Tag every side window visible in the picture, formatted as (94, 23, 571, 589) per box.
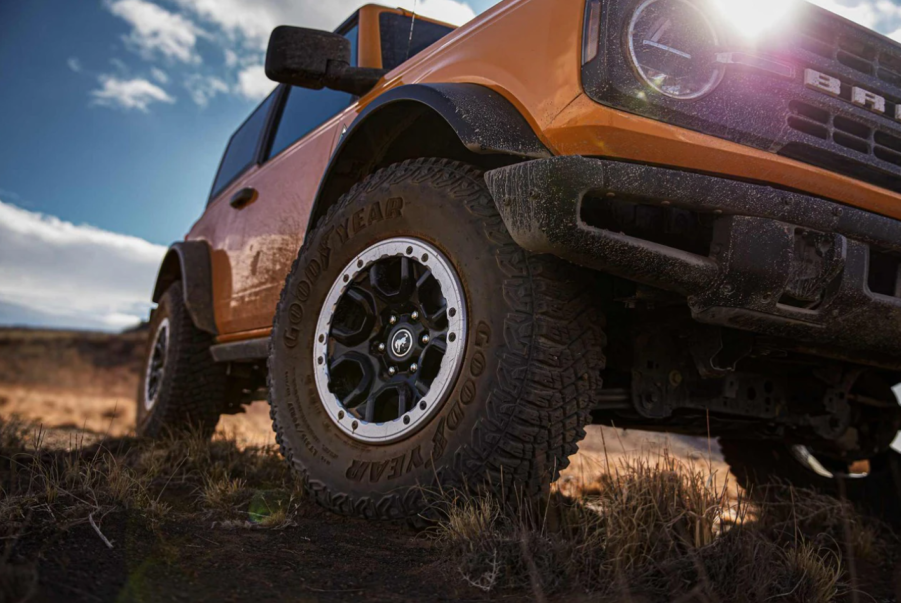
(210, 91, 277, 199)
(379, 13, 454, 71)
(266, 25, 359, 160)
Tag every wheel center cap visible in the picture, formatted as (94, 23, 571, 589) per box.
(391, 328, 414, 358)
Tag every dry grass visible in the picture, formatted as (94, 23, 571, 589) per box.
(431, 452, 887, 602)
(0, 415, 302, 543)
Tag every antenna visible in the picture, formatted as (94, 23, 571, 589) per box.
(404, 0, 418, 62)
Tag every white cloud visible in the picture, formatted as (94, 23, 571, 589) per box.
(150, 66, 169, 84)
(185, 74, 230, 106)
(810, 0, 901, 41)
(93, 0, 475, 108)
(397, 0, 476, 26)
(224, 48, 239, 68)
(0, 200, 166, 331)
(172, 0, 474, 50)
(235, 64, 275, 100)
(91, 75, 176, 112)
(109, 57, 130, 75)
(210, 1, 473, 100)
(67, 57, 82, 73)
(106, 0, 206, 63)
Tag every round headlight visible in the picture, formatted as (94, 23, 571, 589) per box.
(626, 0, 725, 100)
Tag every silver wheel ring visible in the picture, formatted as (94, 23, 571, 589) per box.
(144, 317, 170, 412)
(313, 237, 468, 444)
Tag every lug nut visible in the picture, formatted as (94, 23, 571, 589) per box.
(411, 311, 420, 321)
(378, 343, 386, 352)
(421, 334, 430, 344)
(389, 315, 397, 325)
(388, 366, 397, 376)
(410, 363, 418, 373)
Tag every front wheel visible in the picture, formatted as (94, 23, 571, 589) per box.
(267, 159, 608, 520)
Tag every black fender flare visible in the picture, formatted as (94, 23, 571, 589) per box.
(152, 241, 218, 335)
(307, 82, 551, 235)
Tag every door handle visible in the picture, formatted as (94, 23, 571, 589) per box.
(230, 187, 258, 209)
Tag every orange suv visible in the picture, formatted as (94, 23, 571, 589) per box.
(140, 1, 901, 519)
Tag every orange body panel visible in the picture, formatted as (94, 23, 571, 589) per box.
(187, 0, 901, 340)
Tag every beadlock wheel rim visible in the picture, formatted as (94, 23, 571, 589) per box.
(313, 237, 467, 444)
(144, 317, 169, 411)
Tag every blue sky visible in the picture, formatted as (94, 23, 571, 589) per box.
(0, 0, 898, 331)
(0, 0, 496, 247)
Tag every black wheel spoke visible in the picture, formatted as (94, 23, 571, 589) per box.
(145, 323, 169, 404)
(398, 385, 410, 415)
(331, 286, 376, 345)
(415, 268, 433, 291)
(414, 379, 430, 397)
(364, 390, 378, 422)
(399, 256, 414, 295)
(369, 257, 416, 303)
(328, 351, 374, 409)
(425, 338, 448, 356)
(425, 302, 448, 326)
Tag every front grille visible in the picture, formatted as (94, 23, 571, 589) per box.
(784, 101, 901, 192)
(582, 0, 901, 196)
(799, 11, 901, 91)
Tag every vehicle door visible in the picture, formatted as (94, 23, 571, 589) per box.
(207, 21, 362, 336)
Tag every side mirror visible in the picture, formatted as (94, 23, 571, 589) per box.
(265, 26, 387, 96)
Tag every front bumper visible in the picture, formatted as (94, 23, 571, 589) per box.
(485, 157, 901, 368)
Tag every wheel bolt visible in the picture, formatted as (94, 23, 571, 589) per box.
(378, 343, 386, 352)
(388, 366, 397, 376)
(421, 334, 430, 344)
(411, 311, 420, 321)
(389, 315, 397, 325)
(410, 363, 418, 373)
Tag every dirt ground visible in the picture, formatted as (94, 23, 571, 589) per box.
(1, 328, 895, 603)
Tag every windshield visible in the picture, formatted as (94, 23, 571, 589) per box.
(379, 12, 455, 71)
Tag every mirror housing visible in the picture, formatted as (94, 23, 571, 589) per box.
(265, 26, 388, 96)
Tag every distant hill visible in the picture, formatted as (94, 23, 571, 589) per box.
(0, 327, 146, 397)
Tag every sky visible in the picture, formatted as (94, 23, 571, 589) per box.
(0, 0, 899, 331)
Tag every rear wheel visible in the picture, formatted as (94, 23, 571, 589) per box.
(720, 438, 901, 520)
(137, 281, 226, 438)
(721, 372, 901, 520)
(267, 158, 608, 519)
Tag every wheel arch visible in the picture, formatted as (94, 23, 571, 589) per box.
(307, 83, 551, 235)
(152, 241, 218, 335)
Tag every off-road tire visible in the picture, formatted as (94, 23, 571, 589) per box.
(137, 281, 226, 438)
(268, 158, 607, 520)
(720, 438, 901, 520)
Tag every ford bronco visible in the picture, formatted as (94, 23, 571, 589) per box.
(140, 0, 901, 519)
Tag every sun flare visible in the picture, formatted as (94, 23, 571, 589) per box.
(711, 0, 797, 38)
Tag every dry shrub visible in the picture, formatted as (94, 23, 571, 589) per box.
(752, 484, 887, 563)
(0, 416, 303, 540)
(432, 452, 865, 602)
(0, 414, 30, 450)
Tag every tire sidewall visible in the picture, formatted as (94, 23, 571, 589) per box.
(269, 162, 530, 513)
(137, 287, 176, 436)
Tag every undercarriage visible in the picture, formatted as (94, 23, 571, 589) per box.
(592, 286, 901, 465)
